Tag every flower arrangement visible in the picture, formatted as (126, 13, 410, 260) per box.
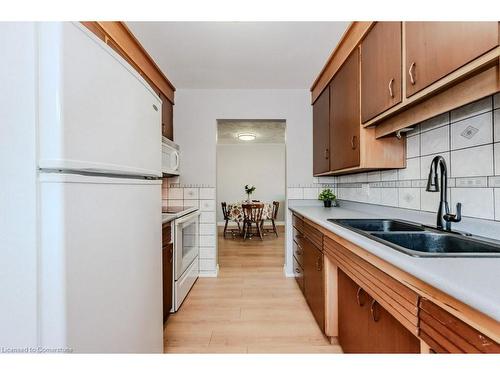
(244, 184, 256, 201)
(318, 188, 336, 207)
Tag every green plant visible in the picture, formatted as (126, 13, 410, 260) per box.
(318, 188, 336, 202)
(244, 185, 256, 195)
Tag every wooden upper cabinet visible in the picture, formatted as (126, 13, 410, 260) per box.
(161, 92, 174, 140)
(312, 87, 330, 175)
(330, 49, 360, 171)
(361, 22, 402, 123)
(405, 22, 499, 97)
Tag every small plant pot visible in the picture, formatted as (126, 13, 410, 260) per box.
(323, 200, 332, 208)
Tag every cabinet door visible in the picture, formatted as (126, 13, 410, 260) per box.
(369, 299, 420, 353)
(330, 49, 360, 171)
(361, 22, 402, 122)
(405, 22, 499, 97)
(338, 269, 371, 353)
(303, 238, 325, 331)
(161, 93, 174, 140)
(313, 86, 330, 175)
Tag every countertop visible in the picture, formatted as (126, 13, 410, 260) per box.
(288, 203, 500, 322)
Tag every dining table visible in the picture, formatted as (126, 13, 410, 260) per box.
(226, 201, 274, 223)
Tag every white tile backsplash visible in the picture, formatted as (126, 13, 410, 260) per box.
(420, 113, 449, 132)
(406, 134, 420, 158)
(398, 188, 420, 210)
(199, 187, 216, 200)
(451, 112, 492, 150)
(495, 143, 500, 176)
(451, 144, 493, 178)
(200, 199, 216, 212)
(495, 189, 500, 220)
(335, 94, 500, 223)
(450, 97, 492, 123)
(420, 125, 449, 156)
(287, 187, 304, 200)
(494, 109, 500, 143)
(183, 187, 199, 200)
(200, 235, 216, 247)
(168, 187, 183, 200)
(451, 188, 495, 220)
(303, 187, 319, 199)
(200, 247, 216, 259)
(200, 223, 216, 235)
(398, 158, 420, 180)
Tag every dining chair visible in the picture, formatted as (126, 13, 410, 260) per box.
(242, 203, 265, 240)
(262, 201, 279, 237)
(221, 202, 241, 238)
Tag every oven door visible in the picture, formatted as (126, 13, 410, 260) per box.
(174, 210, 200, 280)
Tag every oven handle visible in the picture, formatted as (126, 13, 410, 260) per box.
(175, 210, 200, 227)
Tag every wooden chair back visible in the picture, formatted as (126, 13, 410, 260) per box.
(221, 202, 229, 220)
(272, 201, 279, 220)
(242, 203, 264, 223)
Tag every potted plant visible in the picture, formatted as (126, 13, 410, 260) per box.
(318, 188, 336, 208)
(244, 184, 256, 202)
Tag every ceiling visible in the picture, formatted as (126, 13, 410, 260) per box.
(126, 22, 349, 89)
(217, 120, 285, 144)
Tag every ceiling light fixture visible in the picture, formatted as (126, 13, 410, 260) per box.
(237, 133, 256, 141)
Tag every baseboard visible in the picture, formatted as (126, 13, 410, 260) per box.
(283, 264, 294, 278)
(199, 264, 219, 278)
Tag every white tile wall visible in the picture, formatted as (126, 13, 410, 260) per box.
(451, 188, 495, 220)
(406, 134, 420, 158)
(450, 97, 491, 122)
(199, 187, 216, 200)
(451, 112, 492, 150)
(421, 125, 449, 156)
(451, 144, 493, 177)
(334, 94, 500, 223)
(495, 189, 500, 220)
(303, 187, 319, 199)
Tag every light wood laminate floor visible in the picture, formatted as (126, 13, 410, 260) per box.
(163, 226, 341, 353)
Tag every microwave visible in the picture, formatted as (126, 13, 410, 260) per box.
(162, 137, 180, 176)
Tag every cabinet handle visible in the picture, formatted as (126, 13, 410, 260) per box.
(409, 62, 416, 85)
(295, 249, 302, 256)
(295, 268, 301, 274)
(370, 299, 380, 322)
(356, 287, 366, 307)
(324, 148, 329, 160)
(315, 257, 322, 272)
(351, 135, 357, 150)
(388, 78, 394, 98)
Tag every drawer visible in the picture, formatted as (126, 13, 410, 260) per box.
(324, 236, 420, 336)
(292, 213, 304, 232)
(303, 221, 323, 250)
(293, 227, 305, 249)
(293, 240, 304, 267)
(293, 256, 304, 293)
(419, 298, 500, 353)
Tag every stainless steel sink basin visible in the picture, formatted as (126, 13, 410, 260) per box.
(371, 232, 500, 257)
(328, 218, 425, 232)
(328, 218, 500, 257)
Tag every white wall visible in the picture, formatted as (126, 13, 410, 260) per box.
(0, 23, 38, 348)
(174, 89, 313, 186)
(216, 143, 286, 222)
(174, 89, 313, 275)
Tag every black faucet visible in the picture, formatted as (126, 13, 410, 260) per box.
(425, 155, 462, 231)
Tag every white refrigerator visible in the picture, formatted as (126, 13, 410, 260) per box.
(1, 22, 163, 353)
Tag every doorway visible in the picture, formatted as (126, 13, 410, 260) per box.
(216, 119, 286, 267)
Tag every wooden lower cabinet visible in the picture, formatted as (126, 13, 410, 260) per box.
(338, 269, 420, 353)
(162, 222, 173, 322)
(303, 237, 325, 332)
(293, 256, 304, 293)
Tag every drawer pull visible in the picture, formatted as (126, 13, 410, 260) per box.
(371, 299, 380, 322)
(356, 287, 366, 307)
(351, 135, 357, 150)
(295, 268, 301, 274)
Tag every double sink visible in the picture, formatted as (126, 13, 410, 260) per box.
(327, 219, 500, 257)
